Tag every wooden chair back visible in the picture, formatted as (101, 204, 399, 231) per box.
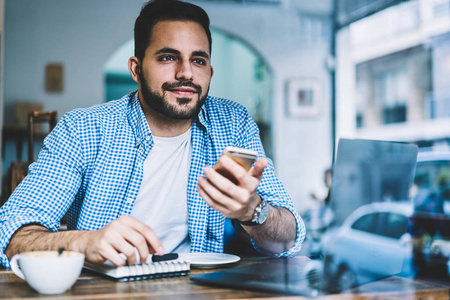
(4, 111, 57, 198)
(27, 111, 57, 162)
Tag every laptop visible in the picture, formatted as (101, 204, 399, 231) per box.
(191, 138, 419, 296)
(330, 138, 418, 226)
(191, 258, 322, 297)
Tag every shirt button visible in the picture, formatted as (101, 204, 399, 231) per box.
(145, 135, 151, 141)
(126, 198, 133, 204)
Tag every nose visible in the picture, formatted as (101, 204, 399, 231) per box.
(175, 61, 194, 81)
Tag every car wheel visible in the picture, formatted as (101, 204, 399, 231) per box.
(337, 266, 357, 292)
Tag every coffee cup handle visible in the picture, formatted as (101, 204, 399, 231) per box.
(10, 254, 25, 280)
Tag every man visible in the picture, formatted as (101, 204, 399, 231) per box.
(0, 0, 305, 268)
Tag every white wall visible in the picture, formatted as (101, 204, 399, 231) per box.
(3, 0, 332, 212)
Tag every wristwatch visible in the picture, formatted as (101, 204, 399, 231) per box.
(238, 199, 269, 226)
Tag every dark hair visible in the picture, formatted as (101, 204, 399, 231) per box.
(134, 0, 212, 62)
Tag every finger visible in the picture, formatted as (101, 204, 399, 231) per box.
(100, 243, 128, 267)
(112, 216, 163, 260)
(203, 166, 237, 193)
(85, 233, 126, 266)
(197, 178, 222, 209)
(250, 157, 268, 180)
(235, 158, 267, 191)
(203, 167, 254, 206)
(205, 166, 258, 205)
(121, 216, 165, 256)
(197, 178, 235, 217)
(216, 155, 250, 184)
(216, 156, 265, 190)
(108, 217, 143, 264)
(106, 230, 140, 265)
(198, 178, 257, 221)
(198, 176, 237, 210)
(122, 229, 149, 264)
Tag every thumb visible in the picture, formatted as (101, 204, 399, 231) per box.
(250, 157, 268, 180)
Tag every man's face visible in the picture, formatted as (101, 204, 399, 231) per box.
(137, 20, 213, 120)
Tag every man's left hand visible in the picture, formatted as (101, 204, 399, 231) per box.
(197, 155, 268, 222)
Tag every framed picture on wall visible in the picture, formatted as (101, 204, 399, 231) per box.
(286, 78, 322, 117)
(45, 63, 64, 93)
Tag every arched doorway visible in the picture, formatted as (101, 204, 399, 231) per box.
(104, 28, 273, 155)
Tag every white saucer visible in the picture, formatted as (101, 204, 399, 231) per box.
(178, 253, 240, 268)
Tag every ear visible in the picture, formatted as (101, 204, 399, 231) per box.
(210, 65, 214, 80)
(128, 56, 141, 84)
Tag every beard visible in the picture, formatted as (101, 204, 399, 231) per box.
(140, 73, 209, 120)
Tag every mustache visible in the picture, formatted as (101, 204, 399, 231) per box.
(162, 81, 202, 94)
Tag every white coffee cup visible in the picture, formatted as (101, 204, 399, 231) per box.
(10, 250, 85, 294)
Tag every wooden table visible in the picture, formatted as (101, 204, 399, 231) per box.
(0, 257, 449, 299)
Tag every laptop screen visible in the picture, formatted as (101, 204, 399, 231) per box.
(330, 138, 418, 225)
(321, 138, 418, 291)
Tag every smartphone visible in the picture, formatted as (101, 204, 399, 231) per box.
(213, 146, 258, 184)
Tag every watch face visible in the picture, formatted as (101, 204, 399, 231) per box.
(256, 201, 269, 224)
(241, 200, 269, 226)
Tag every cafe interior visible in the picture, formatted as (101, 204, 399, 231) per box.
(1, 0, 450, 298)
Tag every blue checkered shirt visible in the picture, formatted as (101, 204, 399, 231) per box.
(0, 92, 305, 268)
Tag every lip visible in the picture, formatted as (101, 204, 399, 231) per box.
(168, 87, 197, 96)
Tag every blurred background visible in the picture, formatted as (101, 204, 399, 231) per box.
(0, 0, 449, 285)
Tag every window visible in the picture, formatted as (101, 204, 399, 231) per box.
(351, 211, 408, 239)
(415, 160, 450, 202)
(351, 213, 379, 234)
(379, 212, 409, 239)
(375, 67, 408, 124)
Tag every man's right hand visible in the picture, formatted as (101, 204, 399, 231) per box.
(6, 215, 164, 267)
(78, 215, 164, 266)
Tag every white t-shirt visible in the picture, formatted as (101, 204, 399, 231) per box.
(130, 128, 192, 253)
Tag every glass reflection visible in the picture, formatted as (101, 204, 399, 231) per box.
(320, 138, 418, 292)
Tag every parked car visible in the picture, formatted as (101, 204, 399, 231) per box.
(321, 201, 416, 292)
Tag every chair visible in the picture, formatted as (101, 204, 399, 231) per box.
(27, 111, 57, 162)
(2, 111, 57, 203)
(2, 102, 43, 161)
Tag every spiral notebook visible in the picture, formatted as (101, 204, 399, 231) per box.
(84, 254, 190, 281)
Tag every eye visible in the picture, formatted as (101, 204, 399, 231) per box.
(193, 58, 206, 65)
(159, 55, 175, 62)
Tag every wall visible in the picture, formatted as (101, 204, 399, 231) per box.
(3, 0, 332, 212)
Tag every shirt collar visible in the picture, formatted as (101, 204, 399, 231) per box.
(127, 91, 151, 146)
(194, 96, 212, 132)
(127, 92, 212, 145)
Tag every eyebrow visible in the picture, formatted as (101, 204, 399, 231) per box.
(155, 47, 180, 56)
(192, 50, 210, 60)
(155, 47, 210, 60)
